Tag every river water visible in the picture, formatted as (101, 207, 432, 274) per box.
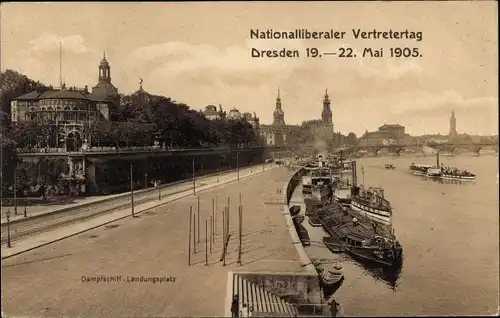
(297, 154, 499, 316)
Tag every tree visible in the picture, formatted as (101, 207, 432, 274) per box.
(1, 69, 48, 120)
(345, 132, 358, 146)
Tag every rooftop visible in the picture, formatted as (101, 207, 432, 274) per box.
(13, 87, 109, 103)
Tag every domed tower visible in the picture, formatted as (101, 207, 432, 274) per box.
(91, 52, 119, 106)
(321, 89, 332, 124)
(273, 87, 285, 126)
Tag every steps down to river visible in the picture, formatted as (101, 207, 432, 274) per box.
(233, 273, 298, 317)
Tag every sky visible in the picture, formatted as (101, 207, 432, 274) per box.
(1, 1, 498, 136)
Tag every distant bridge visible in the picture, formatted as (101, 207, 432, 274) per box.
(334, 142, 498, 156)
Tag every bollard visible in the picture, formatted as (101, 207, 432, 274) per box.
(215, 196, 218, 235)
(222, 208, 226, 244)
(238, 205, 243, 264)
(212, 197, 215, 242)
(193, 210, 197, 253)
(130, 164, 135, 217)
(227, 197, 230, 234)
(188, 207, 192, 265)
(197, 196, 200, 243)
(205, 219, 209, 266)
(6, 209, 12, 248)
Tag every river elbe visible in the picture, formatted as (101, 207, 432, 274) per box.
(299, 154, 499, 316)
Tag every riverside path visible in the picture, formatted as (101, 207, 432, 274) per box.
(1, 165, 312, 317)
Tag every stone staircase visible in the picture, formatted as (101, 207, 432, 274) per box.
(232, 273, 298, 317)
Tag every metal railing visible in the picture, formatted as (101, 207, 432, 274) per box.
(241, 302, 338, 317)
(15, 145, 283, 154)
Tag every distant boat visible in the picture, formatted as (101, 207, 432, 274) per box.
(426, 167, 442, 177)
(440, 170, 476, 181)
(409, 164, 432, 176)
(426, 153, 443, 177)
(385, 164, 395, 170)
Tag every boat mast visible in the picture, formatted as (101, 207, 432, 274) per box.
(59, 40, 63, 87)
(351, 160, 357, 186)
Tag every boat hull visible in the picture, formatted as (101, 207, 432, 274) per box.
(411, 171, 427, 176)
(441, 174, 476, 181)
(312, 186, 332, 202)
(345, 245, 403, 268)
(350, 200, 391, 225)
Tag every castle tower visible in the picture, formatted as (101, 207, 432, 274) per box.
(321, 89, 333, 124)
(449, 111, 457, 137)
(273, 87, 285, 126)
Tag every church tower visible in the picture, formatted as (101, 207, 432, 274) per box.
(273, 87, 285, 126)
(99, 52, 111, 83)
(91, 52, 119, 105)
(321, 89, 333, 124)
(449, 111, 457, 137)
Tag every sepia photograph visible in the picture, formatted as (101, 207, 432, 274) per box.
(0, 1, 498, 317)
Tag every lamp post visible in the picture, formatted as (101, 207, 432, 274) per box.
(6, 209, 12, 248)
(130, 164, 135, 217)
(23, 190, 27, 218)
(13, 168, 18, 215)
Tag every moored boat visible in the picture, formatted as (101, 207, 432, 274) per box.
(332, 177, 351, 208)
(308, 215, 322, 227)
(293, 217, 310, 246)
(315, 261, 344, 287)
(315, 201, 403, 268)
(302, 175, 312, 194)
(310, 167, 333, 202)
(350, 186, 392, 225)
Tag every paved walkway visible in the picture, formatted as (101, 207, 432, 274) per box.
(0, 163, 275, 224)
(1, 166, 307, 317)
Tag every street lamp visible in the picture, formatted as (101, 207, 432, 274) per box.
(5, 209, 12, 248)
(13, 168, 18, 215)
(24, 190, 28, 218)
(130, 164, 135, 217)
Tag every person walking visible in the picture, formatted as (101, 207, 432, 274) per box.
(231, 295, 239, 318)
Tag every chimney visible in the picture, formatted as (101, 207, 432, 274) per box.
(84, 85, 88, 93)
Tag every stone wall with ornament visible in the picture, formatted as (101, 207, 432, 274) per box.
(239, 272, 321, 305)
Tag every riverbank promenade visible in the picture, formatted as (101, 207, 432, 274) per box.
(1, 166, 311, 317)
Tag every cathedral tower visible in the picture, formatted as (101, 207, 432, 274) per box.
(273, 87, 285, 126)
(321, 89, 333, 124)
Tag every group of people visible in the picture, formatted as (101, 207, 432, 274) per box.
(231, 294, 253, 317)
(440, 166, 474, 176)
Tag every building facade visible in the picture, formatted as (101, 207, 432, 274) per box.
(242, 112, 260, 130)
(10, 54, 119, 152)
(203, 105, 223, 120)
(358, 124, 407, 146)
